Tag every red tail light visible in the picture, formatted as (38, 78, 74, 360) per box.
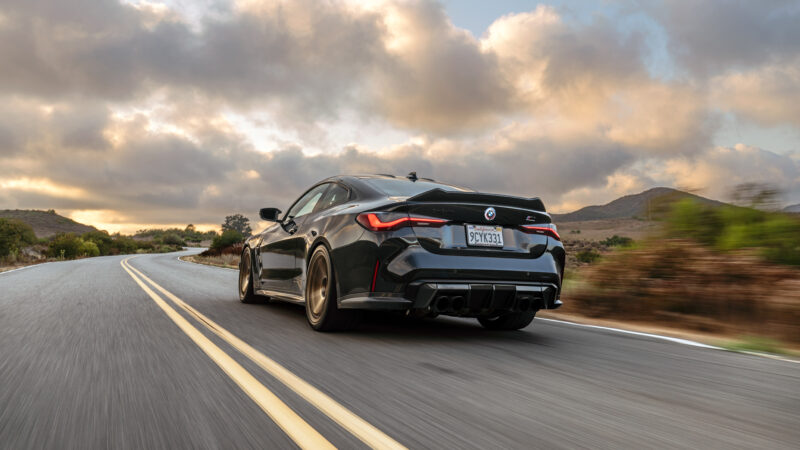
(520, 223, 560, 241)
(356, 213, 448, 231)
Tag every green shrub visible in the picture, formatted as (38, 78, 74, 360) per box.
(47, 233, 85, 259)
(666, 199, 800, 265)
(79, 240, 100, 257)
(0, 218, 37, 258)
(160, 233, 186, 246)
(211, 229, 243, 250)
(576, 249, 601, 263)
(600, 235, 633, 247)
(82, 230, 114, 255)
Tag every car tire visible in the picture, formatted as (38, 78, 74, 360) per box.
(478, 311, 536, 330)
(238, 249, 263, 304)
(305, 246, 361, 331)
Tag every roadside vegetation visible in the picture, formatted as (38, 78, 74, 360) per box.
(134, 224, 217, 246)
(0, 212, 257, 271)
(559, 185, 800, 352)
(180, 215, 251, 270)
(181, 228, 246, 269)
(182, 214, 253, 269)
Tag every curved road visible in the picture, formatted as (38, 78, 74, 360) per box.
(1, 250, 798, 449)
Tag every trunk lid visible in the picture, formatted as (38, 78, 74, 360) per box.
(390, 189, 553, 257)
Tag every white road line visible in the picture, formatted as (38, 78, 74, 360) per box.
(537, 317, 719, 348)
(0, 262, 51, 276)
(538, 317, 800, 363)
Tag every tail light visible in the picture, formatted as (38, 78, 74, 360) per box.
(356, 212, 448, 231)
(520, 223, 560, 241)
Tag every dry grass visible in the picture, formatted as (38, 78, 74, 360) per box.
(557, 218, 661, 241)
(182, 254, 239, 269)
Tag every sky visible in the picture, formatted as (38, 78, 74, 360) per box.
(0, 0, 798, 234)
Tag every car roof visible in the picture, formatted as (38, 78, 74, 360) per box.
(323, 174, 473, 196)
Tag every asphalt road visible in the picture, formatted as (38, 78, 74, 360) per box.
(1, 249, 798, 449)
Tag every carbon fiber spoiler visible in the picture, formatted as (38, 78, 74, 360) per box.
(407, 189, 546, 212)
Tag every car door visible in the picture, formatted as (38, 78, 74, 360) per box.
(291, 182, 351, 293)
(257, 183, 330, 297)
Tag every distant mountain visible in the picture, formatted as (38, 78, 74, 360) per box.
(783, 204, 800, 214)
(0, 209, 97, 238)
(551, 187, 727, 222)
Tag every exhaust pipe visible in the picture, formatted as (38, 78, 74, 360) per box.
(450, 296, 465, 311)
(435, 296, 451, 312)
(517, 297, 531, 312)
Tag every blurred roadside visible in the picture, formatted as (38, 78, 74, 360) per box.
(553, 185, 800, 355)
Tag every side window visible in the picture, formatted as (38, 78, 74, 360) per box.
(285, 184, 330, 220)
(315, 184, 350, 212)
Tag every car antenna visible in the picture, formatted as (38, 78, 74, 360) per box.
(406, 171, 418, 182)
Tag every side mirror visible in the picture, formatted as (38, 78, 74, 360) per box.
(259, 207, 282, 221)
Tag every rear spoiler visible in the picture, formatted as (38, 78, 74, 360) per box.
(407, 189, 546, 212)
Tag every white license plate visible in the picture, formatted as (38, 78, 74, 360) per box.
(466, 224, 504, 247)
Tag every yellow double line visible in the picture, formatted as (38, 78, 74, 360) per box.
(121, 257, 405, 450)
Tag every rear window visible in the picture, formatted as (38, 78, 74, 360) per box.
(363, 178, 472, 197)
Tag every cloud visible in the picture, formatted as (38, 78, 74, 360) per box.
(649, 0, 800, 76)
(367, 0, 511, 133)
(659, 144, 800, 201)
(0, 0, 798, 231)
(711, 60, 800, 127)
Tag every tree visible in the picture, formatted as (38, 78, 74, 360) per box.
(0, 219, 37, 258)
(222, 214, 252, 237)
(47, 233, 84, 259)
(185, 224, 196, 233)
(82, 230, 114, 255)
(211, 230, 244, 251)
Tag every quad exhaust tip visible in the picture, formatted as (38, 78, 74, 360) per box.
(431, 292, 541, 313)
(435, 296, 451, 312)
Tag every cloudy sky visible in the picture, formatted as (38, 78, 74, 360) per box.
(0, 0, 798, 233)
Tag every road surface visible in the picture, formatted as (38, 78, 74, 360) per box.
(1, 250, 798, 449)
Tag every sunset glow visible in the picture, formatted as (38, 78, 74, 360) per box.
(1, 0, 798, 232)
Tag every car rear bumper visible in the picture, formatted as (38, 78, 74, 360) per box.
(338, 281, 561, 315)
(384, 245, 560, 282)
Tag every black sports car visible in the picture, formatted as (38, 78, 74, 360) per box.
(239, 173, 564, 331)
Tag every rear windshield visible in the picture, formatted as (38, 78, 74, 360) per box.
(363, 178, 472, 197)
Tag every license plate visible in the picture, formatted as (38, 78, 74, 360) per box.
(466, 224, 504, 247)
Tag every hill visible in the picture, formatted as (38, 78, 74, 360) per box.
(0, 210, 97, 238)
(783, 204, 800, 214)
(551, 187, 726, 222)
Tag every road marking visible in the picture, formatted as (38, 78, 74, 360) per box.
(120, 258, 335, 450)
(539, 318, 799, 363)
(537, 317, 720, 348)
(0, 262, 51, 276)
(124, 259, 407, 450)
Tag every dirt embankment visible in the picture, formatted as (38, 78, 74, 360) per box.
(182, 244, 243, 269)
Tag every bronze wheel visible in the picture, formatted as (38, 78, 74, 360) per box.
(306, 250, 329, 324)
(305, 246, 361, 331)
(238, 249, 261, 304)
